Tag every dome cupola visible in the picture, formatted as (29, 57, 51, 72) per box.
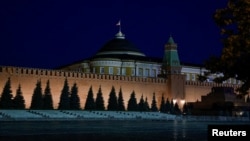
(95, 21, 145, 57)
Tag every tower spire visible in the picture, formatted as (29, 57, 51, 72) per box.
(162, 35, 181, 75)
(115, 20, 125, 39)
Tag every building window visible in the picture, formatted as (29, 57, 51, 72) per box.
(109, 67, 113, 74)
(138, 68, 143, 76)
(151, 69, 156, 77)
(117, 68, 120, 75)
(100, 67, 104, 74)
(93, 67, 95, 73)
(186, 74, 190, 81)
(145, 69, 149, 77)
(122, 68, 126, 75)
(192, 74, 196, 81)
(131, 68, 135, 76)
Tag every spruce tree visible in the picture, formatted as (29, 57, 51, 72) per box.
(84, 85, 95, 110)
(165, 98, 171, 113)
(117, 87, 125, 111)
(160, 94, 166, 113)
(174, 102, 181, 115)
(144, 97, 150, 111)
(95, 85, 105, 110)
(127, 90, 138, 111)
(151, 92, 158, 112)
(13, 84, 25, 109)
(58, 78, 70, 110)
(70, 83, 81, 110)
(0, 77, 13, 109)
(43, 80, 53, 109)
(138, 94, 146, 111)
(107, 86, 118, 111)
(30, 80, 43, 109)
(182, 102, 189, 114)
(170, 99, 175, 114)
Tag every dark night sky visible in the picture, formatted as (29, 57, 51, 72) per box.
(0, 0, 228, 69)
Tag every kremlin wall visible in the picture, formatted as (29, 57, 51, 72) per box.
(0, 66, 240, 110)
(0, 28, 245, 110)
(0, 66, 168, 109)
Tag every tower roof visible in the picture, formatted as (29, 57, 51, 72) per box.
(167, 35, 175, 44)
(162, 35, 182, 74)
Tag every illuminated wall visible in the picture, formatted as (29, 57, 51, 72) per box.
(0, 66, 242, 110)
(0, 66, 167, 109)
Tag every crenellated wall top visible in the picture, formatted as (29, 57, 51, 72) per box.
(0, 66, 167, 84)
(185, 80, 241, 88)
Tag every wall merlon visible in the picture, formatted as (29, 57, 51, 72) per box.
(185, 80, 241, 89)
(1, 65, 246, 109)
(0, 66, 167, 84)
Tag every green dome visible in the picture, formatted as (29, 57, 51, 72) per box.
(95, 37, 145, 57)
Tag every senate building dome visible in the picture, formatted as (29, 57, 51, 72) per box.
(59, 23, 168, 78)
(88, 29, 160, 77)
(95, 31, 145, 58)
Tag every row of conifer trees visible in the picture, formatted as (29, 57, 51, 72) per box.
(0, 78, 184, 114)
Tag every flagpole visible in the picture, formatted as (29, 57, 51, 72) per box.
(115, 20, 125, 39)
(116, 20, 121, 33)
(119, 20, 121, 33)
